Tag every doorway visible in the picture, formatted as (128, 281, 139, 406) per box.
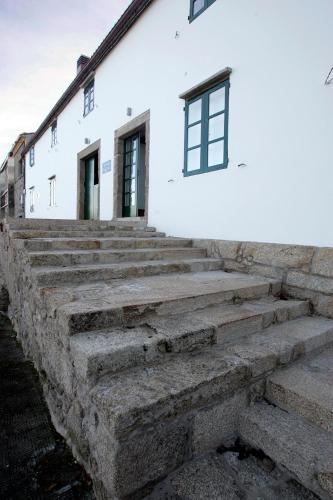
(84, 154, 99, 219)
(123, 133, 146, 217)
(77, 139, 100, 220)
(113, 110, 150, 221)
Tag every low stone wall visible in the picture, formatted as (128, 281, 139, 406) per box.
(193, 240, 333, 318)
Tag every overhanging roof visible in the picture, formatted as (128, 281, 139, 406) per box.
(24, 0, 155, 153)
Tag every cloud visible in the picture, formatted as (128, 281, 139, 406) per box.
(0, 0, 131, 158)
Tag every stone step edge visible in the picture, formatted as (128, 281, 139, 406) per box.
(70, 299, 310, 382)
(58, 277, 281, 334)
(28, 247, 206, 267)
(10, 230, 167, 239)
(266, 364, 333, 434)
(239, 402, 333, 499)
(32, 258, 224, 288)
(89, 316, 333, 439)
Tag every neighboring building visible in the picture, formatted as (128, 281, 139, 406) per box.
(24, 0, 333, 246)
(1, 133, 34, 219)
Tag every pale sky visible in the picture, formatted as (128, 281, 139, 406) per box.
(0, 0, 132, 160)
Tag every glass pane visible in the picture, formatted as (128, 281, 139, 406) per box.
(125, 141, 131, 152)
(208, 140, 224, 167)
(188, 123, 201, 148)
(193, 0, 205, 15)
(131, 179, 136, 192)
(209, 114, 225, 141)
(125, 153, 132, 166)
(125, 166, 131, 179)
(188, 99, 202, 125)
(132, 138, 138, 150)
(125, 180, 131, 193)
(124, 194, 130, 206)
(209, 87, 225, 116)
(131, 194, 136, 206)
(132, 150, 137, 163)
(187, 147, 201, 172)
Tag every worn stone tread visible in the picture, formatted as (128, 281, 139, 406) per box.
(90, 317, 333, 437)
(266, 347, 333, 432)
(28, 246, 206, 267)
(23, 236, 192, 252)
(239, 402, 333, 498)
(46, 271, 280, 332)
(70, 298, 309, 381)
(10, 229, 166, 239)
(33, 257, 223, 286)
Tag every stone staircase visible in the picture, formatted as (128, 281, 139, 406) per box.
(0, 218, 332, 499)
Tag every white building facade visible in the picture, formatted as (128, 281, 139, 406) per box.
(25, 0, 333, 246)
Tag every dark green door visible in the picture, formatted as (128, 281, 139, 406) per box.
(84, 155, 99, 219)
(123, 134, 140, 217)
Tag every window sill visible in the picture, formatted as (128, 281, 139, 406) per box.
(183, 162, 228, 177)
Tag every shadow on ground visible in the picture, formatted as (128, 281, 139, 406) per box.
(0, 313, 95, 500)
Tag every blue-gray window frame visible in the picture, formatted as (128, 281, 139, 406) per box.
(183, 79, 230, 177)
(83, 80, 94, 116)
(29, 146, 35, 167)
(189, 0, 216, 22)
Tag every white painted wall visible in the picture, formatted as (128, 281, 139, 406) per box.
(25, 0, 333, 246)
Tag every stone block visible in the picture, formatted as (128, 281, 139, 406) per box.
(286, 270, 333, 294)
(311, 247, 333, 278)
(241, 242, 314, 270)
(192, 239, 240, 260)
(192, 390, 248, 455)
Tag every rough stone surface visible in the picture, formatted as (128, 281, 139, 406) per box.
(267, 348, 333, 433)
(240, 402, 333, 499)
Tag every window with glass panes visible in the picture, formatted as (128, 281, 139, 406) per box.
(29, 146, 35, 167)
(184, 79, 229, 176)
(189, 0, 216, 21)
(83, 80, 94, 116)
(51, 122, 57, 146)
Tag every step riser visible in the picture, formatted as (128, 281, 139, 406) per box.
(29, 249, 206, 267)
(11, 230, 166, 239)
(71, 303, 309, 383)
(36, 259, 223, 286)
(65, 283, 277, 334)
(24, 238, 193, 252)
(7, 220, 152, 231)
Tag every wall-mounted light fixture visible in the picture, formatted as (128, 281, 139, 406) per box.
(84, 138, 91, 145)
(127, 107, 133, 117)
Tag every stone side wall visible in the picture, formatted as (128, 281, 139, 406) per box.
(193, 240, 333, 318)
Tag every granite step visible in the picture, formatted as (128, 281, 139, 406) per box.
(28, 247, 206, 267)
(266, 347, 333, 433)
(5, 218, 153, 231)
(239, 402, 333, 499)
(10, 229, 166, 239)
(22, 237, 192, 252)
(146, 451, 318, 500)
(87, 316, 333, 497)
(70, 298, 309, 383)
(44, 271, 281, 334)
(33, 257, 223, 286)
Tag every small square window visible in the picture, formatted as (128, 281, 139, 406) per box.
(29, 146, 35, 167)
(83, 80, 94, 116)
(183, 78, 230, 177)
(189, 0, 216, 22)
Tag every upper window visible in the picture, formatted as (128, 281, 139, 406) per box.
(83, 80, 94, 116)
(189, 0, 216, 21)
(29, 146, 35, 167)
(51, 121, 57, 147)
(183, 79, 230, 177)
